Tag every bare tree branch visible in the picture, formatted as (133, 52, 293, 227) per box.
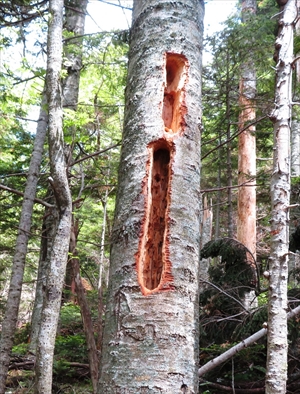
(0, 183, 53, 208)
(198, 305, 300, 377)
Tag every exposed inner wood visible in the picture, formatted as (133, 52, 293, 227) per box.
(143, 147, 170, 291)
(163, 53, 187, 133)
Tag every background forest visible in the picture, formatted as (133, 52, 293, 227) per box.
(0, 0, 300, 393)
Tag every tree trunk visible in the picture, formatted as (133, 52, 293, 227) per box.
(291, 5, 300, 177)
(62, 0, 88, 110)
(69, 218, 99, 393)
(0, 91, 48, 393)
(200, 195, 212, 281)
(34, 0, 72, 392)
(237, 0, 257, 264)
(29, 190, 58, 355)
(237, 0, 257, 310)
(225, 50, 234, 238)
(98, 1, 204, 393)
(266, 1, 297, 392)
(291, 118, 300, 176)
(61, 1, 99, 389)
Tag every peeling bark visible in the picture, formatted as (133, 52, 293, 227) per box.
(266, 1, 297, 393)
(98, 1, 204, 393)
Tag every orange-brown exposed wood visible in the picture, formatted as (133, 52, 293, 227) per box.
(137, 53, 189, 296)
(137, 140, 174, 295)
(163, 53, 188, 135)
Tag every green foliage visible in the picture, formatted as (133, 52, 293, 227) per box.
(55, 334, 88, 364)
(201, 238, 257, 297)
(12, 342, 29, 356)
(13, 323, 31, 345)
(202, 3, 276, 240)
(59, 303, 83, 333)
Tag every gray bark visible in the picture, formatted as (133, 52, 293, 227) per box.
(29, 190, 57, 355)
(291, 5, 300, 177)
(30, 0, 89, 369)
(200, 195, 212, 281)
(0, 92, 48, 393)
(98, 1, 204, 393)
(266, 1, 297, 392)
(291, 119, 300, 176)
(34, 0, 72, 392)
(61, 1, 99, 390)
(62, 0, 88, 110)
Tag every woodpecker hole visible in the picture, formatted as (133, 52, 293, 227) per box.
(163, 53, 188, 133)
(137, 140, 174, 295)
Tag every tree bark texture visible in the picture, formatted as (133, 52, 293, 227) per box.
(291, 7, 300, 177)
(291, 118, 300, 176)
(98, 1, 204, 393)
(34, 0, 72, 392)
(30, 0, 88, 356)
(237, 0, 257, 270)
(266, 1, 297, 393)
(62, 0, 88, 110)
(237, 0, 257, 311)
(62, 1, 99, 389)
(0, 93, 48, 393)
(200, 195, 212, 281)
(69, 219, 99, 393)
(29, 191, 58, 355)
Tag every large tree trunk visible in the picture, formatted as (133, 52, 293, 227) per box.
(34, 0, 72, 392)
(266, 1, 297, 393)
(0, 92, 48, 393)
(98, 1, 204, 393)
(237, 0, 257, 310)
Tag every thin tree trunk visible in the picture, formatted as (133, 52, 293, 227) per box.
(61, 1, 99, 388)
(266, 1, 297, 392)
(215, 137, 222, 239)
(200, 195, 213, 281)
(97, 188, 109, 354)
(62, 0, 88, 111)
(29, 190, 58, 355)
(30, 0, 88, 352)
(226, 50, 234, 238)
(0, 92, 48, 394)
(291, 118, 300, 176)
(34, 0, 72, 392)
(69, 218, 99, 393)
(291, 3, 300, 177)
(98, 0, 204, 392)
(237, 0, 257, 310)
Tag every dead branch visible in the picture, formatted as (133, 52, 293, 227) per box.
(198, 305, 300, 377)
(0, 184, 53, 208)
